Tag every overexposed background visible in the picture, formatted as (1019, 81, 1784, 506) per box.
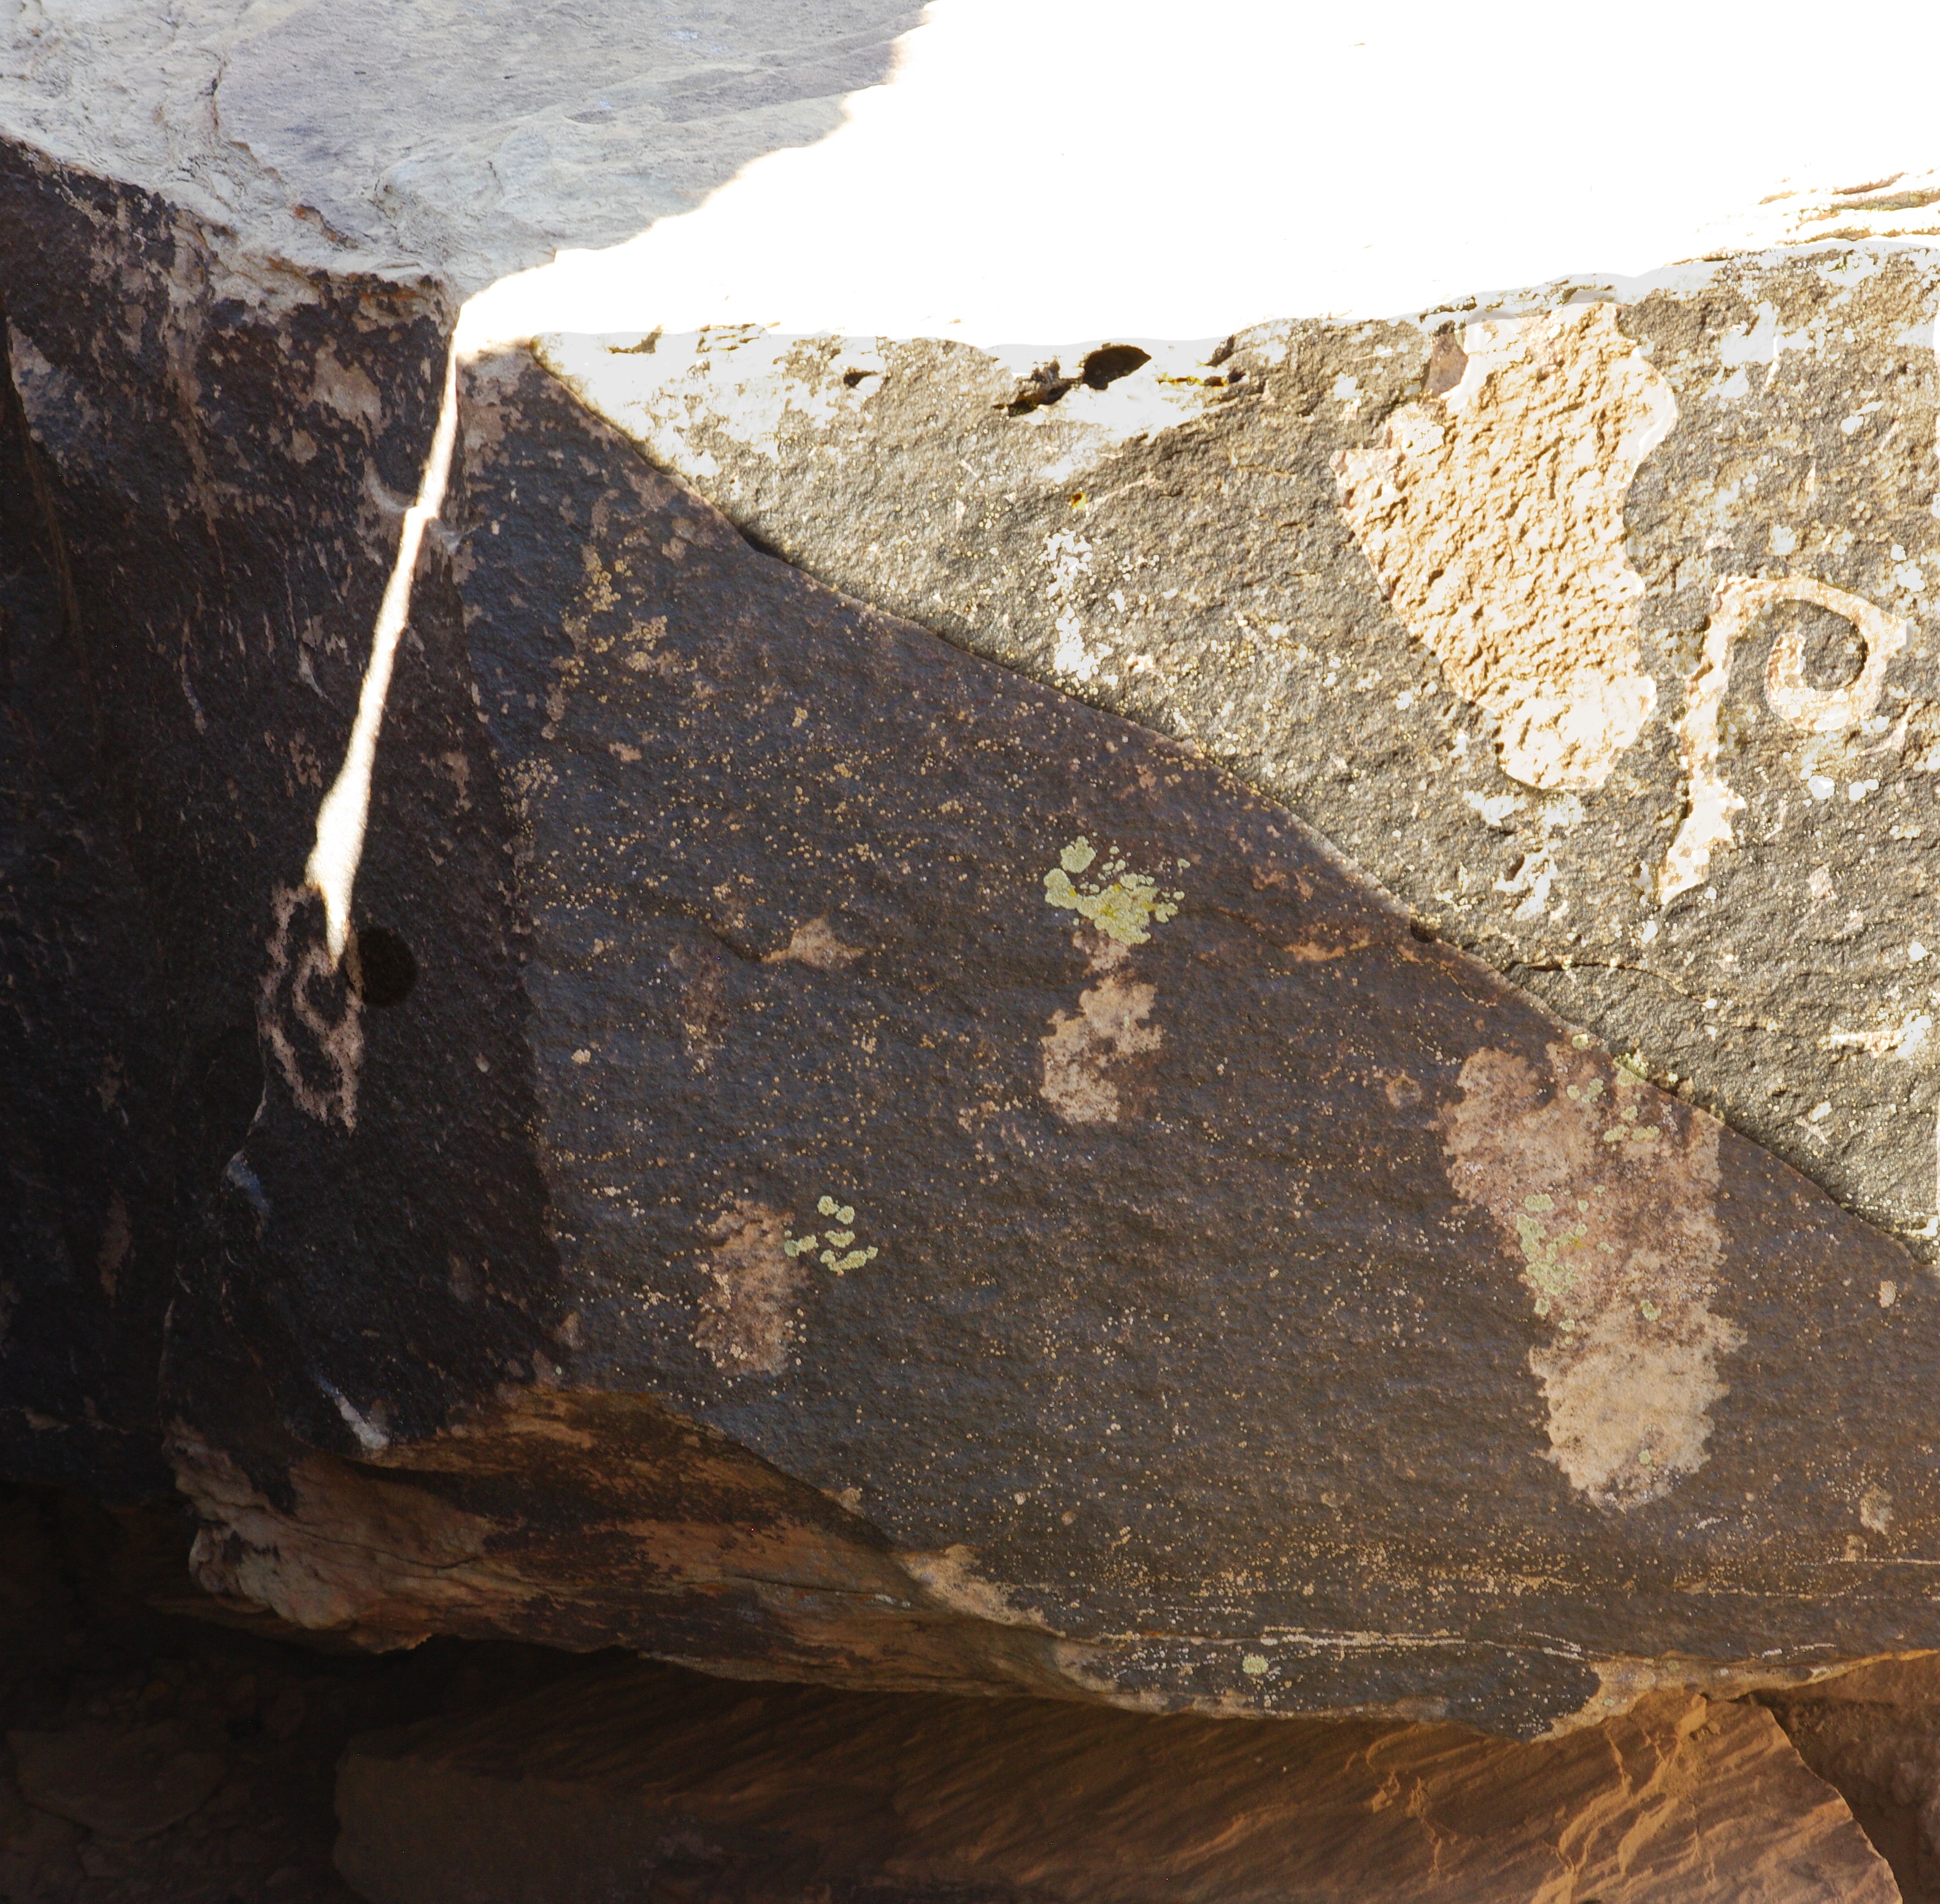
(474, 0, 1940, 343)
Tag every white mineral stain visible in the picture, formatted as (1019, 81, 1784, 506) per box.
(1441, 1043, 1744, 1510)
(1053, 611, 1101, 683)
(1825, 1013, 1931, 1059)
(1462, 791, 1523, 831)
(1494, 846, 1559, 922)
(1044, 531, 1093, 596)
(1333, 303, 1674, 793)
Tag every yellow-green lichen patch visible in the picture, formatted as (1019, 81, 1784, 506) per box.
(783, 1194, 880, 1274)
(1514, 1207, 1590, 1317)
(1043, 837, 1185, 946)
(1600, 1098, 1661, 1148)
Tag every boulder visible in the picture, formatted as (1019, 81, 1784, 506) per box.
(334, 1657, 1900, 1904)
(1766, 1655, 1940, 1900)
(9, 1724, 228, 1842)
(6, 0, 1940, 1744)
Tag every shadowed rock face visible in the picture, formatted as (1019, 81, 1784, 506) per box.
(334, 1657, 1900, 1904)
(541, 252, 1940, 1261)
(1767, 1655, 1940, 1898)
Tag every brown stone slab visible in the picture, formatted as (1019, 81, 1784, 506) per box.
(334, 1660, 1898, 1904)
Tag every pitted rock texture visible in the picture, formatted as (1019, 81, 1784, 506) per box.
(13, 168, 1940, 1732)
(334, 1656, 1898, 1904)
(542, 248, 1940, 1261)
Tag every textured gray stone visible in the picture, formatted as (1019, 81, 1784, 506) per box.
(0, 0, 918, 292)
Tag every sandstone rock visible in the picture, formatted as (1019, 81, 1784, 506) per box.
(334, 1658, 1899, 1904)
(9, 1, 1940, 1745)
(9, 1723, 228, 1841)
(0, 1475, 592, 1903)
(1766, 1655, 1940, 1900)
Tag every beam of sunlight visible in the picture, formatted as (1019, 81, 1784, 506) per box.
(304, 343, 460, 962)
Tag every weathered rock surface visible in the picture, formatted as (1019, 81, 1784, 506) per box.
(10, 0, 1940, 1751)
(335, 1656, 1899, 1904)
(544, 254, 1940, 1257)
(1765, 1654, 1940, 1900)
(0, 0, 920, 295)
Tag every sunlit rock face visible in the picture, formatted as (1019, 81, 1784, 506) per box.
(9, 0, 1940, 1747)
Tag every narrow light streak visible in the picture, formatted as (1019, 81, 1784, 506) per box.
(304, 340, 461, 961)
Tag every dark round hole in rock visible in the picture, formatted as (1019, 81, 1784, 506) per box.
(1080, 344, 1152, 391)
(1763, 599, 1866, 691)
(350, 926, 417, 1008)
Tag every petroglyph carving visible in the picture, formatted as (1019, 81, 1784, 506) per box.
(1334, 304, 1675, 792)
(258, 885, 362, 1131)
(696, 1199, 803, 1376)
(1661, 574, 1909, 903)
(763, 916, 863, 970)
(1041, 969, 1161, 1124)
(1441, 1043, 1744, 1510)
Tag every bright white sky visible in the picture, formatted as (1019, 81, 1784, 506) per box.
(466, 0, 1940, 349)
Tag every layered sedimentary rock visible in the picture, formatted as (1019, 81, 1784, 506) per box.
(9, 1, 1940, 1749)
(1766, 1655, 1940, 1897)
(335, 1658, 1899, 1904)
